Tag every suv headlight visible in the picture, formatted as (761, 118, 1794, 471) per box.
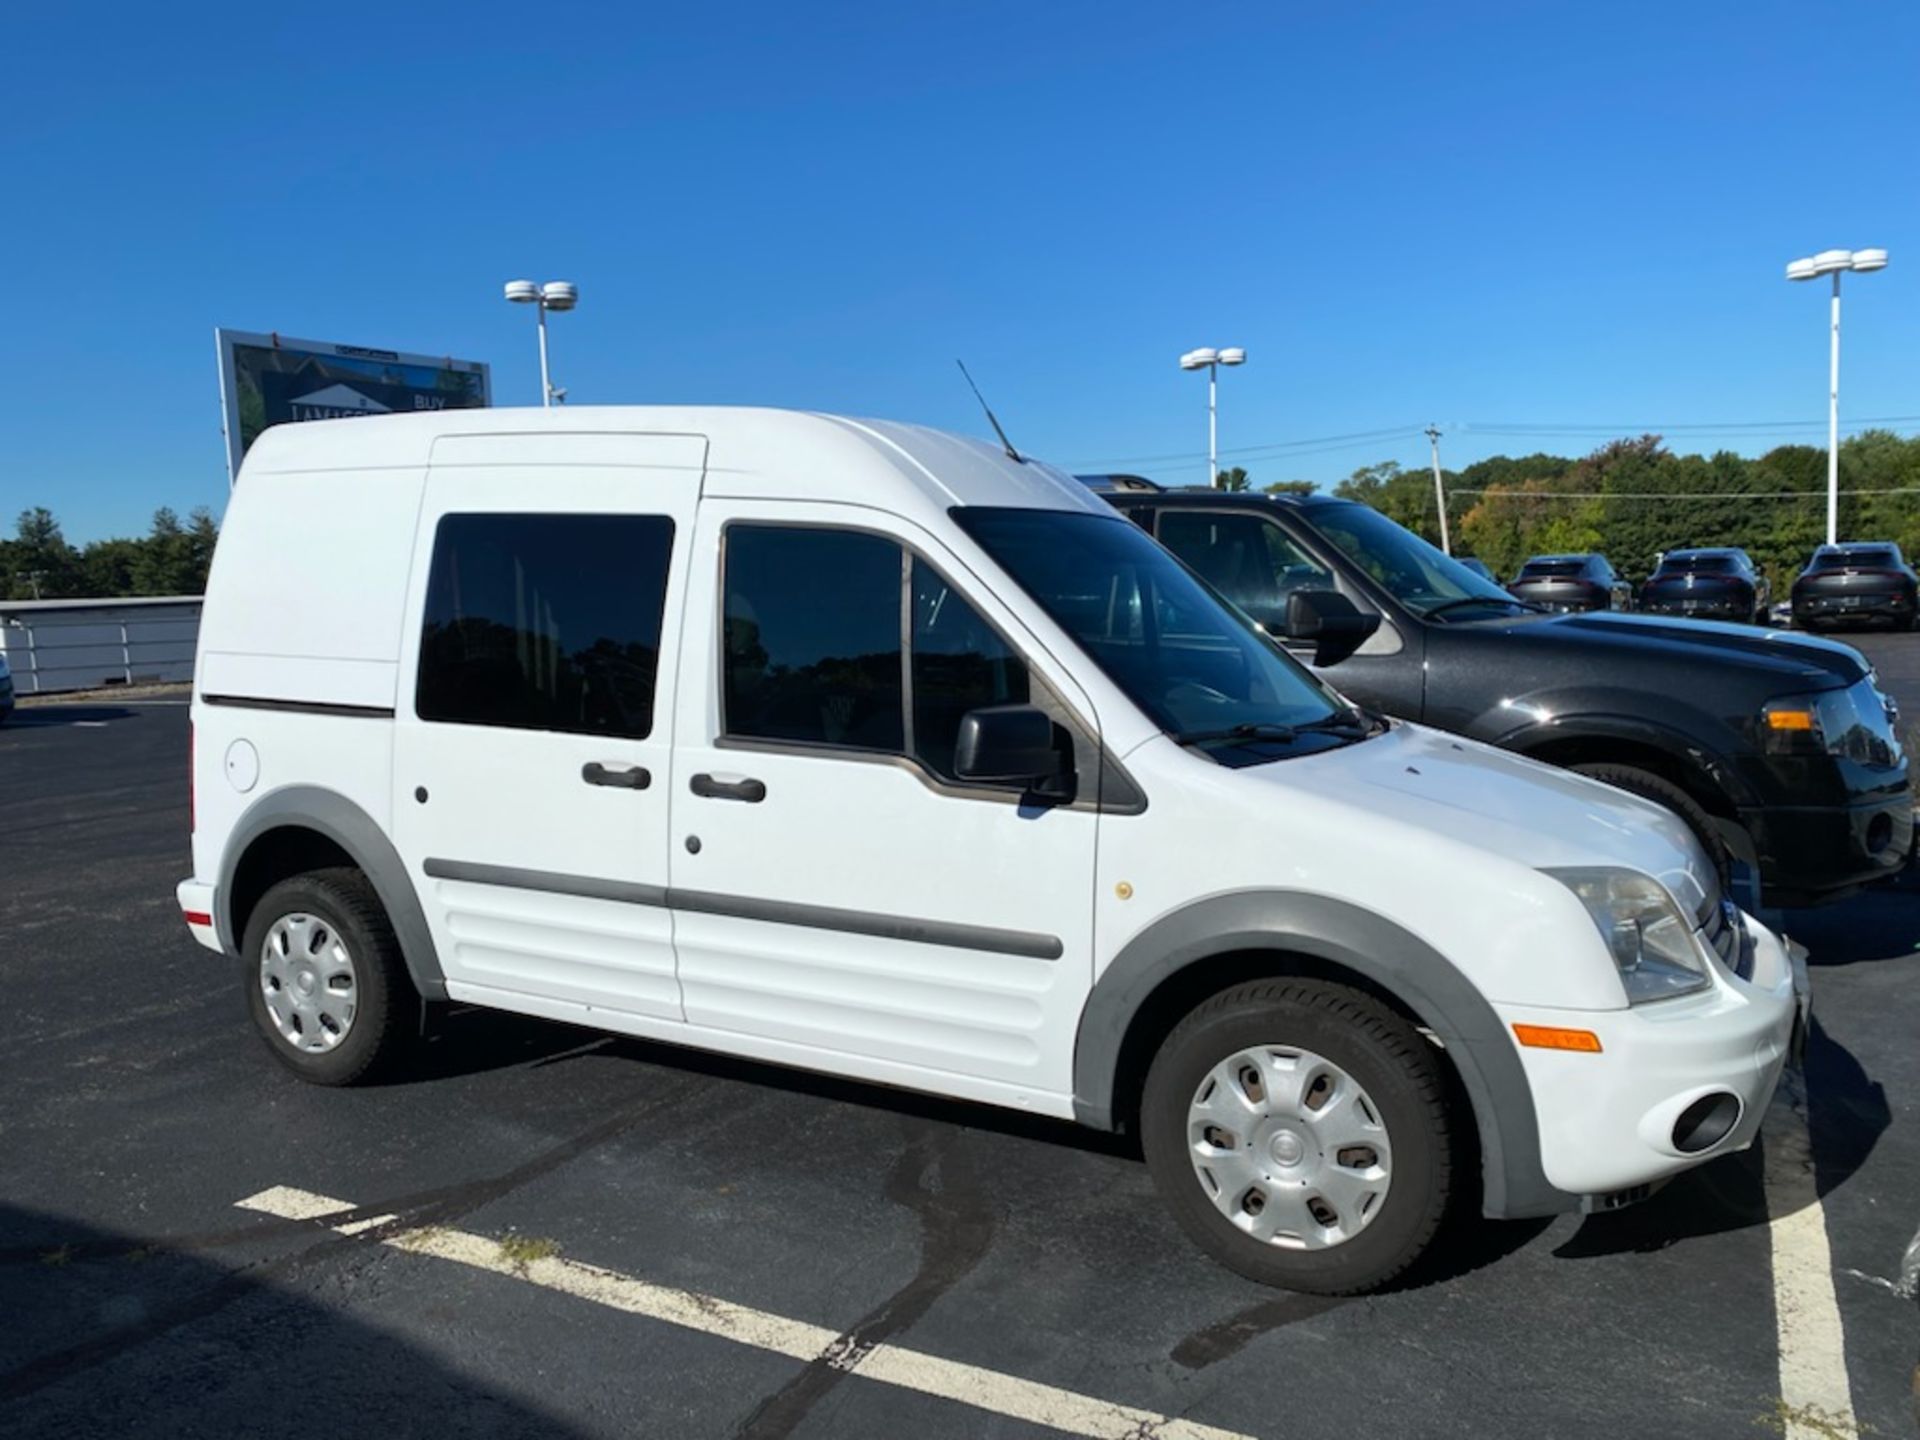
(1762, 683, 1901, 767)
(1543, 868, 1712, 1003)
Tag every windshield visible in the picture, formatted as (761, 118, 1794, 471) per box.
(1305, 502, 1521, 618)
(953, 508, 1360, 751)
(1658, 554, 1734, 575)
(1518, 559, 1585, 578)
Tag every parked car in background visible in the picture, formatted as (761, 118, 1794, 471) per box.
(0, 651, 13, 724)
(1508, 554, 1632, 613)
(1456, 557, 1495, 581)
(179, 406, 1810, 1297)
(1791, 543, 1918, 632)
(1089, 481, 1910, 906)
(1637, 549, 1768, 625)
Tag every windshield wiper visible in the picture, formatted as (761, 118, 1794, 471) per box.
(1421, 596, 1534, 621)
(1295, 705, 1376, 735)
(1171, 722, 1299, 746)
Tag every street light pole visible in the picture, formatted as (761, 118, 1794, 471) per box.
(505, 279, 580, 407)
(1425, 424, 1451, 555)
(1787, 248, 1886, 546)
(1179, 346, 1246, 488)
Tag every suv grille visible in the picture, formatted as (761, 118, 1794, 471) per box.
(1697, 887, 1752, 980)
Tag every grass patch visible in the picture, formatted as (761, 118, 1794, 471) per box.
(1758, 1398, 1869, 1439)
(496, 1234, 561, 1272)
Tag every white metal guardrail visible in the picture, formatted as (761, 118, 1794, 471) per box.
(0, 597, 201, 695)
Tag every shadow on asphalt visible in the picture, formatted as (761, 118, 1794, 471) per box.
(1774, 866, 1920, 969)
(3, 706, 139, 727)
(397, 1002, 1136, 1160)
(0, 1202, 588, 1438)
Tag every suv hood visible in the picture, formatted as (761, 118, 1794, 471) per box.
(1488, 610, 1866, 689)
(1241, 722, 1716, 912)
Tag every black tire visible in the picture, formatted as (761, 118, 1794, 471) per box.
(1571, 761, 1732, 886)
(240, 868, 413, 1085)
(1140, 979, 1453, 1295)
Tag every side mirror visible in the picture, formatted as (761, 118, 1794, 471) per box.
(954, 704, 1072, 798)
(1283, 590, 1381, 667)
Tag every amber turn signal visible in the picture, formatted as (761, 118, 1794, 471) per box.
(1512, 1023, 1604, 1053)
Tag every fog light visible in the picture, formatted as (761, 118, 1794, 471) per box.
(1671, 1092, 1740, 1154)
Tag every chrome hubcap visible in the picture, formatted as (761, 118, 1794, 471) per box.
(1187, 1044, 1392, 1250)
(259, 913, 357, 1053)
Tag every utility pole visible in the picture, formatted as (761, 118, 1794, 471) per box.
(1425, 425, 1451, 555)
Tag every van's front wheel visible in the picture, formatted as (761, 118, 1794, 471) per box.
(241, 868, 412, 1085)
(1140, 980, 1452, 1294)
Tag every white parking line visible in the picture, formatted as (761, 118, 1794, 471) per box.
(1763, 1075, 1860, 1439)
(238, 1185, 1254, 1440)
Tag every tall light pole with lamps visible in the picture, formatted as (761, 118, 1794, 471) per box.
(1179, 346, 1246, 488)
(1785, 248, 1886, 546)
(504, 280, 579, 406)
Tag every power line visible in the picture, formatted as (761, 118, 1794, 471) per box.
(1067, 415, 1920, 471)
(1447, 486, 1920, 500)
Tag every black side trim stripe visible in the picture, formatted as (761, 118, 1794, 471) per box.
(424, 859, 668, 909)
(423, 858, 1062, 961)
(670, 887, 1064, 960)
(202, 694, 396, 719)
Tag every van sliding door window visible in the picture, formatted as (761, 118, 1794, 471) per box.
(416, 513, 674, 738)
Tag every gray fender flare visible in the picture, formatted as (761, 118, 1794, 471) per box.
(217, 785, 447, 1000)
(1071, 890, 1575, 1219)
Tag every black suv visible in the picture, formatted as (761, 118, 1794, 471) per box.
(1638, 548, 1769, 624)
(1090, 482, 1911, 906)
(1508, 553, 1631, 613)
(1792, 543, 1919, 632)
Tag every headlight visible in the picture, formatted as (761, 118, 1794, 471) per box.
(1762, 683, 1902, 767)
(1543, 868, 1712, 1003)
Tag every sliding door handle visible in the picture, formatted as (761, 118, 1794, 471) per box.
(690, 773, 766, 803)
(582, 762, 651, 790)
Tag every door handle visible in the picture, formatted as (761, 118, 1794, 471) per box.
(690, 772, 766, 803)
(582, 762, 651, 790)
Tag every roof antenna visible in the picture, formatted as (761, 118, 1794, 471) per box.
(955, 359, 1024, 464)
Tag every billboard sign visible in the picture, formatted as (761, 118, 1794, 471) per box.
(214, 328, 491, 481)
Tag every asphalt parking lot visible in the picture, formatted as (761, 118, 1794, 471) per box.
(4, 637, 1919, 1440)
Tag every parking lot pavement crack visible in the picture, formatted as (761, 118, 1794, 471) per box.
(1170, 1292, 1350, 1369)
(729, 1120, 996, 1440)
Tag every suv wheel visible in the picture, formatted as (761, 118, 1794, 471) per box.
(241, 868, 412, 1085)
(1140, 980, 1452, 1294)
(1571, 762, 1732, 888)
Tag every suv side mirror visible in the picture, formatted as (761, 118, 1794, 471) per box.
(1283, 590, 1380, 667)
(954, 705, 1072, 798)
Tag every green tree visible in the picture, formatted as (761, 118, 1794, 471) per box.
(1215, 466, 1251, 492)
(8, 508, 80, 598)
(1263, 479, 1317, 497)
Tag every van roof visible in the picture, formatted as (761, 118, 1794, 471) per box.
(238, 405, 1111, 521)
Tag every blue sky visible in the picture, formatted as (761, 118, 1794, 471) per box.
(1, 1, 1912, 541)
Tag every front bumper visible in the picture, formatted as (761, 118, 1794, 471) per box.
(1746, 791, 1913, 900)
(1495, 913, 1799, 1199)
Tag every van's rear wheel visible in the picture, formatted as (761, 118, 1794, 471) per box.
(241, 868, 412, 1086)
(1140, 980, 1451, 1295)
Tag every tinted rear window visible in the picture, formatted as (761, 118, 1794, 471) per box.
(1658, 555, 1734, 575)
(1519, 560, 1584, 578)
(416, 513, 675, 738)
(1815, 547, 1897, 570)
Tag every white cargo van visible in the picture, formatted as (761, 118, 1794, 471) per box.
(179, 407, 1804, 1292)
